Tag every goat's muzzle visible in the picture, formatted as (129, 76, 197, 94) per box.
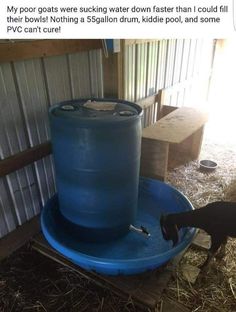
(160, 214, 179, 247)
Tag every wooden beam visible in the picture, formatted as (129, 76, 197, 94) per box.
(100, 39, 125, 100)
(0, 216, 40, 261)
(0, 141, 52, 177)
(140, 139, 169, 181)
(32, 233, 185, 311)
(0, 39, 103, 63)
(162, 297, 190, 312)
(103, 52, 119, 98)
(136, 93, 158, 109)
(125, 39, 159, 46)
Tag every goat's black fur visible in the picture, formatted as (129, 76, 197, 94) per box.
(160, 201, 236, 268)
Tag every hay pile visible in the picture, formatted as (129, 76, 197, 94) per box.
(166, 139, 236, 312)
(0, 247, 142, 312)
(167, 140, 236, 208)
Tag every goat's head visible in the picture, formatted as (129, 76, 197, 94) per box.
(160, 215, 179, 247)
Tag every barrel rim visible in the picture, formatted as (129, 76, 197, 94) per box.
(49, 98, 143, 123)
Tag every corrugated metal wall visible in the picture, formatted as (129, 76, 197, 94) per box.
(0, 49, 104, 238)
(124, 39, 215, 127)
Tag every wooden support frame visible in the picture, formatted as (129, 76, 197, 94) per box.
(0, 39, 103, 63)
(0, 141, 52, 260)
(0, 216, 40, 261)
(140, 139, 169, 181)
(32, 233, 187, 312)
(136, 93, 158, 110)
(103, 39, 125, 99)
(0, 141, 52, 177)
(103, 51, 119, 99)
(125, 39, 159, 46)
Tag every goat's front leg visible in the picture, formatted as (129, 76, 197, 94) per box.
(215, 237, 228, 260)
(200, 234, 226, 270)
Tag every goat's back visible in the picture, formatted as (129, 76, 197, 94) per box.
(169, 201, 236, 237)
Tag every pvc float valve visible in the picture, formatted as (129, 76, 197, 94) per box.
(129, 224, 151, 238)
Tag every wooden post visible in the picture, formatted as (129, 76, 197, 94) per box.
(102, 39, 125, 100)
(0, 40, 103, 63)
(140, 139, 169, 181)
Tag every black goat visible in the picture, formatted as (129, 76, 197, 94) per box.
(160, 201, 236, 268)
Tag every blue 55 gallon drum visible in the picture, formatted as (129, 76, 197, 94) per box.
(49, 98, 142, 242)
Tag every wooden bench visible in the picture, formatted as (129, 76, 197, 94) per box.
(140, 105, 208, 181)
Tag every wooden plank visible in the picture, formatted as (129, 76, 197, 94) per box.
(161, 105, 178, 117)
(162, 297, 190, 312)
(136, 94, 158, 109)
(142, 107, 208, 144)
(180, 264, 201, 284)
(103, 52, 119, 98)
(192, 231, 211, 250)
(0, 216, 40, 261)
(190, 126, 205, 159)
(168, 136, 196, 169)
(140, 138, 169, 181)
(0, 141, 52, 177)
(157, 89, 165, 120)
(0, 40, 102, 63)
(32, 233, 185, 311)
(32, 236, 156, 309)
(125, 39, 159, 46)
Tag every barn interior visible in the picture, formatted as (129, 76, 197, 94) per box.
(0, 38, 236, 311)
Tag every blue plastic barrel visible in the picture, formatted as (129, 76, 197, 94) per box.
(49, 98, 142, 242)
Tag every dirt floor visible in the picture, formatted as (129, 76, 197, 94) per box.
(0, 135, 236, 312)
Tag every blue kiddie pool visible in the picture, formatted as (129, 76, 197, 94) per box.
(41, 177, 196, 275)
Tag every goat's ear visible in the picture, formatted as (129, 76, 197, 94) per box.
(171, 225, 179, 247)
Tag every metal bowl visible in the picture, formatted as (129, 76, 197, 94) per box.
(199, 159, 217, 172)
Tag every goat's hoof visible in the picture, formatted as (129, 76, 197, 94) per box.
(215, 253, 225, 260)
(199, 263, 211, 274)
(217, 258, 226, 266)
(197, 270, 208, 283)
(199, 263, 207, 270)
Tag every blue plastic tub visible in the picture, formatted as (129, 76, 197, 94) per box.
(41, 177, 196, 275)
